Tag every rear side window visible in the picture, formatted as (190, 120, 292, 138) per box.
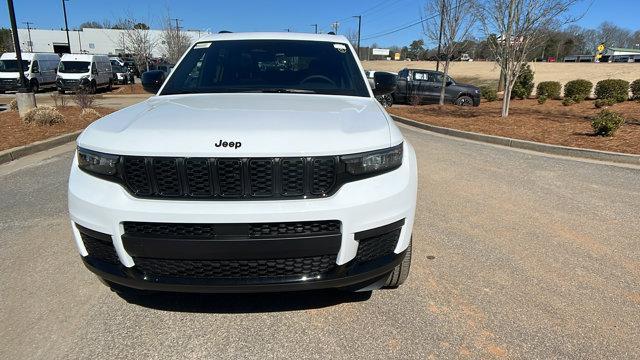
(161, 40, 369, 97)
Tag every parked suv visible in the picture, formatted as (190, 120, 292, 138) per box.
(68, 32, 417, 294)
(393, 68, 480, 106)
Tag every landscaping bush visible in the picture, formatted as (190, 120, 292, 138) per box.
(22, 106, 65, 126)
(594, 98, 615, 108)
(563, 79, 592, 100)
(571, 95, 584, 103)
(49, 92, 67, 107)
(80, 108, 101, 121)
(537, 95, 547, 104)
(594, 79, 629, 103)
(562, 97, 575, 106)
(631, 79, 640, 100)
(479, 85, 497, 102)
(73, 89, 95, 109)
(9, 98, 18, 111)
(511, 64, 534, 99)
(536, 81, 561, 99)
(591, 109, 624, 136)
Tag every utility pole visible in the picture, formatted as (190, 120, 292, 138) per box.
(310, 24, 318, 34)
(435, 0, 444, 71)
(22, 21, 34, 52)
(7, 0, 36, 116)
(61, 0, 70, 51)
(284, 28, 291, 32)
(354, 15, 362, 58)
(331, 21, 339, 34)
(171, 18, 182, 36)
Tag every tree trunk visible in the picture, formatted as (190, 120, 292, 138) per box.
(501, 71, 512, 117)
(439, 60, 450, 105)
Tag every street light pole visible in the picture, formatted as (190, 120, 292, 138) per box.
(7, 0, 36, 116)
(22, 21, 33, 52)
(435, 0, 444, 71)
(61, 0, 70, 51)
(354, 15, 362, 58)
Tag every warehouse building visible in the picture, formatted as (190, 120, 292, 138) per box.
(15, 27, 210, 57)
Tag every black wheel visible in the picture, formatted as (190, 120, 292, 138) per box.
(89, 81, 97, 94)
(384, 237, 412, 288)
(58, 89, 65, 94)
(30, 79, 39, 93)
(379, 94, 393, 108)
(455, 95, 473, 106)
(107, 79, 113, 91)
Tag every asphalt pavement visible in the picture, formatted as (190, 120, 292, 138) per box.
(1, 125, 639, 359)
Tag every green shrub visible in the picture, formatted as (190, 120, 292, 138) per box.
(511, 64, 534, 99)
(631, 79, 640, 100)
(536, 81, 561, 99)
(563, 79, 593, 100)
(562, 97, 575, 106)
(537, 95, 548, 104)
(595, 79, 629, 102)
(591, 109, 624, 136)
(594, 98, 616, 108)
(9, 98, 18, 111)
(479, 85, 497, 102)
(571, 95, 584, 103)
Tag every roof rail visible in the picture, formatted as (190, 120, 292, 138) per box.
(327, 32, 336, 35)
(218, 30, 232, 34)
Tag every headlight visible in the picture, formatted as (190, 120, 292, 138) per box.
(78, 147, 119, 176)
(341, 143, 403, 176)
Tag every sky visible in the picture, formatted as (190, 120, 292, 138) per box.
(1, 0, 638, 48)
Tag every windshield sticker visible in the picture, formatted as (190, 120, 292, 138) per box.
(333, 44, 347, 53)
(194, 42, 212, 49)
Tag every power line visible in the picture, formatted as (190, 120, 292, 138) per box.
(361, 16, 433, 40)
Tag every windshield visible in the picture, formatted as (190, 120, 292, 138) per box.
(160, 40, 369, 97)
(0, 60, 30, 72)
(58, 61, 90, 73)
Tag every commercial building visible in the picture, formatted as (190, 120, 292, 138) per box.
(15, 27, 210, 57)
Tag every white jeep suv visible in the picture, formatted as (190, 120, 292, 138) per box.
(68, 32, 417, 293)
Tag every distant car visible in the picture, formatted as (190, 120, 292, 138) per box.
(123, 60, 140, 77)
(393, 68, 480, 106)
(111, 64, 131, 85)
(459, 53, 472, 61)
(366, 70, 396, 108)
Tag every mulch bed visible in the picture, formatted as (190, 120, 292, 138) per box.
(388, 99, 640, 155)
(0, 106, 114, 152)
(112, 83, 146, 94)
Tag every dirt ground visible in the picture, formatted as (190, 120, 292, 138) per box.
(388, 99, 640, 155)
(363, 61, 640, 88)
(0, 106, 114, 151)
(112, 83, 146, 94)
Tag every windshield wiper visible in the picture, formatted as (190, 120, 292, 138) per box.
(242, 88, 316, 94)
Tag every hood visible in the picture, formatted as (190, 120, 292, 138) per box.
(454, 82, 479, 90)
(78, 93, 393, 157)
(58, 72, 90, 80)
(0, 71, 27, 79)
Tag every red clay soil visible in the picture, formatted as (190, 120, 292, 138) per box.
(112, 83, 146, 94)
(0, 106, 114, 151)
(388, 99, 640, 155)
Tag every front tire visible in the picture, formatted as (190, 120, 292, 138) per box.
(384, 237, 412, 288)
(30, 79, 39, 93)
(455, 95, 473, 106)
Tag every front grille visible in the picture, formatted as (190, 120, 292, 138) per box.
(133, 255, 337, 279)
(121, 156, 337, 200)
(355, 229, 401, 263)
(79, 231, 119, 264)
(123, 220, 341, 239)
(60, 79, 79, 85)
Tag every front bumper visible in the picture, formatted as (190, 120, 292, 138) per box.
(57, 79, 89, 91)
(0, 80, 19, 91)
(68, 143, 418, 292)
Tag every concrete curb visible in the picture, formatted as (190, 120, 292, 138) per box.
(0, 130, 81, 165)
(391, 114, 640, 166)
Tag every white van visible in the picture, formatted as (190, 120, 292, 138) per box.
(57, 54, 112, 94)
(0, 52, 60, 93)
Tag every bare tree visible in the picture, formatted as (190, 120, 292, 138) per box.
(161, 15, 192, 64)
(476, 0, 582, 117)
(424, 0, 476, 105)
(110, 17, 156, 72)
(345, 29, 360, 48)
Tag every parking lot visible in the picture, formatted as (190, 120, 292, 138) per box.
(2, 120, 639, 359)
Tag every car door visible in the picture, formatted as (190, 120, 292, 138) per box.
(412, 71, 434, 103)
(394, 69, 409, 102)
(427, 72, 444, 102)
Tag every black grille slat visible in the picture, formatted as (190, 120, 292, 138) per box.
(184, 158, 213, 196)
(123, 220, 340, 239)
(80, 233, 120, 264)
(133, 255, 336, 279)
(281, 158, 305, 196)
(249, 159, 274, 196)
(217, 159, 243, 197)
(121, 155, 338, 200)
(355, 229, 401, 263)
(123, 157, 152, 195)
(311, 158, 336, 195)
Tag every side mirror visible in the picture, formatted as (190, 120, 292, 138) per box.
(141, 70, 165, 93)
(372, 71, 397, 95)
(446, 80, 453, 86)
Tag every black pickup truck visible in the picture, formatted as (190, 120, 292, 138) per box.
(392, 68, 480, 106)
